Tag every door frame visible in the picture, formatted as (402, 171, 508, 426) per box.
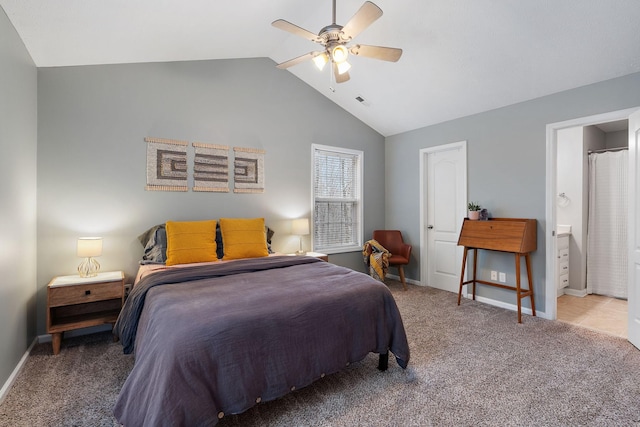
(545, 107, 639, 320)
(419, 140, 468, 289)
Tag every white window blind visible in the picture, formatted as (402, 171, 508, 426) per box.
(312, 144, 363, 253)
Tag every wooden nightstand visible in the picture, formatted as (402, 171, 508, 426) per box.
(47, 271, 125, 355)
(305, 252, 328, 261)
(286, 252, 328, 261)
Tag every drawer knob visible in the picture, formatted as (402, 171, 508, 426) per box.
(85, 290, 91, 296)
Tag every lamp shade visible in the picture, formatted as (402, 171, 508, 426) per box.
(331, 45, 349, 63)
(336, 60, 351, 75)
(292, 218, 310, 236)
(313, 53, 328, 71)
(77, 237, 103, 258)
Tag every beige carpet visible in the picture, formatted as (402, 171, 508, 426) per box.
(2, 281, 640, 426)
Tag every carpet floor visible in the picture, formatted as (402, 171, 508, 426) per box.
(1, 281, 640, 426)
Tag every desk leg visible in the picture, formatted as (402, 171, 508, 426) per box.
(457, 247, 468, 305)
(515, 253, 522, 323)
(526, 253, 536, 316)
(471, 248, 478, 300)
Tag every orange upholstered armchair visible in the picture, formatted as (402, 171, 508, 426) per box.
(372, 230, 412, 291)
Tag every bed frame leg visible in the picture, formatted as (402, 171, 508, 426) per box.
(378, 353, 389, 371)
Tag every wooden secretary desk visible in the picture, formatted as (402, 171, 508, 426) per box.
(457, 218, 537, 323)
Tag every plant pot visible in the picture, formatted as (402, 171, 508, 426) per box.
(468, 210, 481, 220)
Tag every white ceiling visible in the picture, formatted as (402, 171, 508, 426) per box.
(2, 0, 640, 136)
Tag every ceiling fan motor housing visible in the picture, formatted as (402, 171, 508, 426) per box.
(318, 24, 350, 64)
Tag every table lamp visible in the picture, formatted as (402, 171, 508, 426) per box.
(292, 218, 310, 255)
(77, 237, 102, 277)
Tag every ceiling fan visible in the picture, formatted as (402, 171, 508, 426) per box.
(272, 0, 402, 84)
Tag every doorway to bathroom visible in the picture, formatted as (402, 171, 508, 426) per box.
(545, 107, 640, 349)
(554, 120, 629, 337)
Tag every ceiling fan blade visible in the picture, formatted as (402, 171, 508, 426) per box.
(276, 51, 321, 69)
(349, 44, 403, 62)
(333, 63, 351, 83)
(272, 19, 321, 43)
(341, 1, 383, 40)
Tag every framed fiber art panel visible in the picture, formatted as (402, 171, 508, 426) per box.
(233, 147, 265, 193)
(145, 137, 188, 192)
(192, 142, 230, 192)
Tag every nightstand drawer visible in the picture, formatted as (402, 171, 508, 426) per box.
(49, 281, 123, 307)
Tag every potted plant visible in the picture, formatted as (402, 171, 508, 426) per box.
(468, 202, 481, 220)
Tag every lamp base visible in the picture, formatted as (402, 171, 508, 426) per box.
(295, 235, 307, 256)
(78, 257, 100, 278)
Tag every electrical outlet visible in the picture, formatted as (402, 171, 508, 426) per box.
(499, 272, 506, 283)
(490, 270, 498, 281)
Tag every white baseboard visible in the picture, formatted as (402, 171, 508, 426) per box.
(0, 338, 37, 405)
(385, 273, 420, 286)
(37, 324, 113, 344)
(564, 288, 588, 298)
(468, 293, 550, 320)
(471, 294, 534, 315)
(385, 276, 550, 319)
(38, 334, 52, 343)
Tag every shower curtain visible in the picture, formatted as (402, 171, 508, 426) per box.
(586, 150, 628, 299)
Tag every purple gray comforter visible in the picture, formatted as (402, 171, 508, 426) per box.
(113, 255, 410, 426)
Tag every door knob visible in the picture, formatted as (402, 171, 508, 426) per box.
(427, 225, 434, 229)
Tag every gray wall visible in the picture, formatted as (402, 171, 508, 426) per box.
(0, 9, 38, 387)
(36, 58, 385, 336)
(386, 72, 640, 314)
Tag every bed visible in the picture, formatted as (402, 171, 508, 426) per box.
(112, 219, 410, 426)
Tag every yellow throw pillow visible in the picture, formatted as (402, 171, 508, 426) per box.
(219, 218, 269, 260)
(165, 220, 218, 266)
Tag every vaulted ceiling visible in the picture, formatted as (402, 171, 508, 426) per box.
(2, 0, 640, 136)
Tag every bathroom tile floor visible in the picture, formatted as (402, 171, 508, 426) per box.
(557, 294, 627, 338)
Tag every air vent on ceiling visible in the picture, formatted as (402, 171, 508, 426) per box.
(355, 95, 370, 106)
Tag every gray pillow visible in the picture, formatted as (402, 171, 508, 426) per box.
(138, 224, 167, 264)
(266, 226, 275, 254)
(215, 224, 224, 259)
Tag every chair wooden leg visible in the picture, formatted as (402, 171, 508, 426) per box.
(398, 265, 408, 291)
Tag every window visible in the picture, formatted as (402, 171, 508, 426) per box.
(312, 144, 363, 253)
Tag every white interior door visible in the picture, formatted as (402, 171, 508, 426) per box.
(628, 109, 640, 350)
(421, 141, 467, 293)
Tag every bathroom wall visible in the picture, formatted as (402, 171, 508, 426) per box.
(606, 129, 629, 149)
(557, 127, 583, 291)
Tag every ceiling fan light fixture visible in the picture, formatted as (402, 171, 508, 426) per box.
(272, 1, 401, 84)
(313, 53, 329, 71)
(336, 60, 351, 75)
(331, 45, 349, 63)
